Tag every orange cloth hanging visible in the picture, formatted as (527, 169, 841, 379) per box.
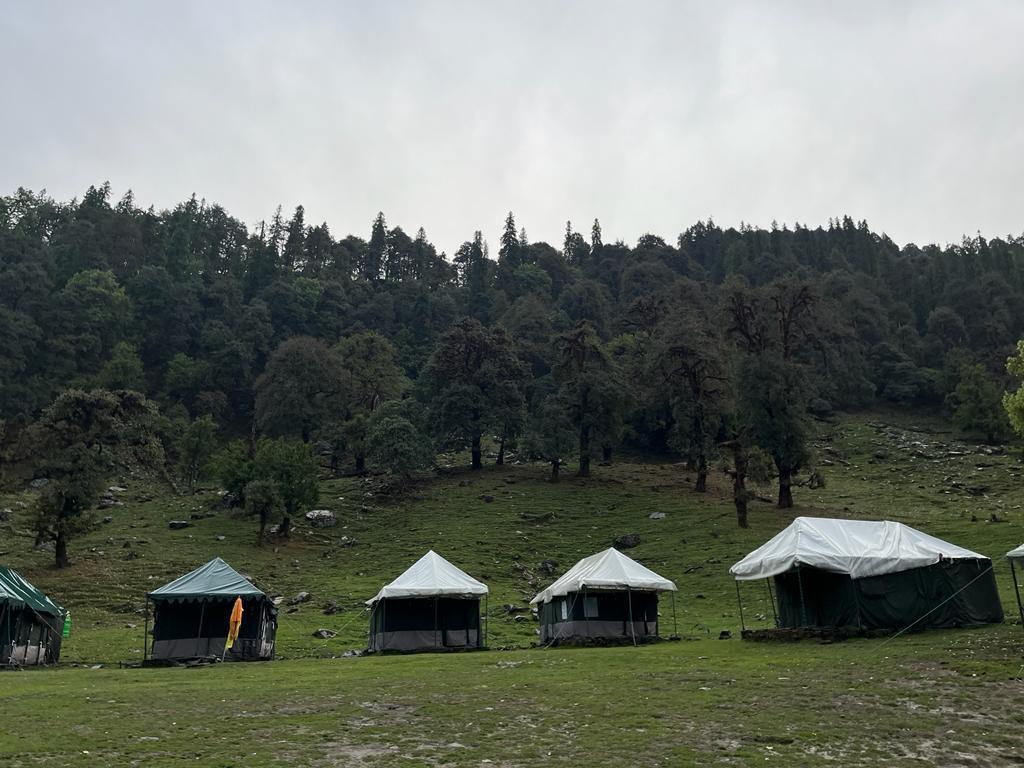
(224, 597, 244, 653)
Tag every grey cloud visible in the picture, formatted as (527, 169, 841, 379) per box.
(2, 0, 1022, 253)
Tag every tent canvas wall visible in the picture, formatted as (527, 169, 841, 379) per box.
(366, 551, 488, 652)
(0, 566, 65, 666)
(530, 548, 677, 645)
(147, 558, 276, 662)
(731, 517, 1003, 632)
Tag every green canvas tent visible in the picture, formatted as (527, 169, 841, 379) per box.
(0, 566, 65, 666)
(731, 517, 1004, 633)
(146, 558, 276, 663)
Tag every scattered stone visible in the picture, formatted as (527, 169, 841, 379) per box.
(125, 623, 137, 629)
(322, 601, 345, 615)
(503, 603, 526, 615)
(0, 508, 11, 522)
(168, 520, 192, 530)
(718, 630, 732, 640)
(305, 509, 338, 528)
(648, 511, 666, 520)
(34, 540, 55, 552)
(481, 494, 495, 503)
(458, 479, 472, 487)
(289, 591, 312, 605)
(108, 486, 127, 493)
(124, 550, 139, 561)
(613, 533, 641, 549)
(342, 649, 363, 658)
(312, 628, 337, 639)
(102, 516, 113, 524)
(538, 559, 558, 577)
(98, 498, 124, 509)
(29, 478, 49, 489)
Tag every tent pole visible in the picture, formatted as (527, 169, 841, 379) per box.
(765, 579, 778, 627)
(197, 600, 207, 658)
(143, 599, 149, 663)
(797, 566, 808, 627)
(1011, 561, 1024, 628)
(483, 593, 488, 650)
(735, 580, 746, 632)
(434, 597, 439, 650)
(671, 592, 678, 638)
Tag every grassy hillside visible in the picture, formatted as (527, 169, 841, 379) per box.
(3, 411, 1024, 766)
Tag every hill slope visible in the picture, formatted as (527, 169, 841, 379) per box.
(2, 411, 1023, 662)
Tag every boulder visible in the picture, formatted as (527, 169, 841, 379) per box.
(718, 630, 732, 640)
(305, 509, 338, 528)
(108, 486, 127, 493)
(168, 520, 192, 530)
(0, 508, 11, 522)
(288, 591, 311, 606)
(29, 478, 49, 489)
(312, 628, 337, 639)
(481, 494, 495, 503)
(648, 511, 666, 520)
(538, 559, 558, 577)
(613, 533, 641, 549)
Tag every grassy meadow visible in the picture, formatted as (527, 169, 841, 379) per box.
(2, 410, 1024, 766)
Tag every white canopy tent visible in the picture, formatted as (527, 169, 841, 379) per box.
(531, 548, 678, 645)
(366, 550, 488, 605)
(531, 548, 677, 604)
(730, 517, 1001, 633)
(730, 517, 986, 581)
(366, 551, 489, 652)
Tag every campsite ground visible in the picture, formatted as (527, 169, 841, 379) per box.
(2, 410, 1024, 766)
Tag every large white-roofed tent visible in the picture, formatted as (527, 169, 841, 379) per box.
(146, 558, 276, 663)
(366, 550, 488, 652)
(530, 548, 678, 646)
(1005, 544, 1024, 625)
(730, 517, 1003, 633)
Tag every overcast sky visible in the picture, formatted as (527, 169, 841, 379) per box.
(3, 1, 1023, 254)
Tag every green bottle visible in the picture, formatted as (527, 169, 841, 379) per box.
(62, 611, 72, 638)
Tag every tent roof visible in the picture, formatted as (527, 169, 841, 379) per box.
(0, 566, 62, 616)
(730, 516, 987, 581)
(148, 558, 266, 601)
(530, 548, 677, 605)
(1007, 543, 1024, 561)
(366, 550, 488, 604)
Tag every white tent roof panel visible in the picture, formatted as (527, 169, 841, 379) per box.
(530, 548, 677, 604)
(1007, 543, 1024, 561)
(366, 550, 488, 604)
(730, 516, 987, 581)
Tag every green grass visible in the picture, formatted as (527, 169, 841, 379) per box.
(2, 410, 1024, 766)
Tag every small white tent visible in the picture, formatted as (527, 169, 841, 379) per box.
(367, 551, 488, 652)
(531, 548, 677, 645)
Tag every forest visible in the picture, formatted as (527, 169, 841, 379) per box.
(3, 183, 1024, 564)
